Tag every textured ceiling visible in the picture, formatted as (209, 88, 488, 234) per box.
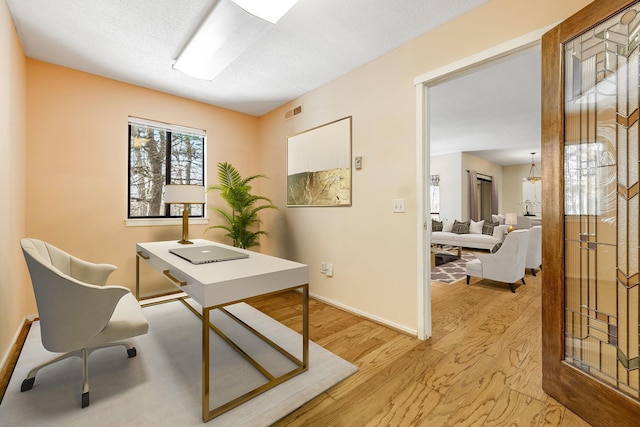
(6, 0, 540, 165)
(6, 0, 490, 116)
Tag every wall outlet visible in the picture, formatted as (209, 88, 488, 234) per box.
(325, 263, 333, 277)
(393, 199, 405, 213)
(320, 262, 327, 273)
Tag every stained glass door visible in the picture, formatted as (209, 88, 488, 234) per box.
(542, 0, 640, 425)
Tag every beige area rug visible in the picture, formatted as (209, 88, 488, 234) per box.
(431, 250, 477, 284)
(0, 299, 358, 426)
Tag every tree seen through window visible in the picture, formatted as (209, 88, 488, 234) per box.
(128, 119, 205, 218)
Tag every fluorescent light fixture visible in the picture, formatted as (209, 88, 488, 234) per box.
(174, 0, 298, 80)
(231, 0, 299, 24)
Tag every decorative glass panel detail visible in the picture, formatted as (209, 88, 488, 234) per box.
(564, 4, 640, 400)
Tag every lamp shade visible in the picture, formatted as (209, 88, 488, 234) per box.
(505, 213, 518, 226)
(164, 184, 206, 204)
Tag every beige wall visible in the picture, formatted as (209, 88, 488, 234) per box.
(24, 60, 261, 297)
(503, 164, 543, 215)
(257, 0, 593, 332)
(0, 0, 27, 368)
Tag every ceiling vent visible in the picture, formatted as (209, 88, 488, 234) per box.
(284, 105, 303, 120)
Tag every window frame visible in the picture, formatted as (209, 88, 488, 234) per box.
(126, 117, 207, 225)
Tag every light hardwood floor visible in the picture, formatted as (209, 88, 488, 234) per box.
(250, 270, 593, 426)
(1, 268, 592, 425)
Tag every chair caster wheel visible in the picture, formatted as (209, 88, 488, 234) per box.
(21, 377, 35, 392)
(127, 347, 137, 358)
(82, 391, 90, 408)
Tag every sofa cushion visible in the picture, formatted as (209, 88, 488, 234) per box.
(452, 220, 469, 234)
(431, 230, 502, 251)
(469, 219, 484, 234)
(432, 219, 443, 231)
(492, 214, 505, 225)
(442, 219, 455, 232)
(482, 222, 499, 236)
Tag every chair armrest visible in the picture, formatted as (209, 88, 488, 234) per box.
(493, 225, 508, 241)
(70, 256, 117, 286)
(474, 252, 512, 275)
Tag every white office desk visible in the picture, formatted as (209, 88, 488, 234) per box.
(135, 239, 309, 422)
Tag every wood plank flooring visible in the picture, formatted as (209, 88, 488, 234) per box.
(249, 270, 593, 426)
(1, 268, 592, 425)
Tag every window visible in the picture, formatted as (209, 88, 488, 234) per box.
(430, 174, 440, 220)
(128, 118, 205, 219)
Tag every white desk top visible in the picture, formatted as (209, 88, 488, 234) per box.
(137, 239, 308, 307)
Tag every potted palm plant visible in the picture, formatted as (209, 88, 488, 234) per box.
(206, 162, 278, 249)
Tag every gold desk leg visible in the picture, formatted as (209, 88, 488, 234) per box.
(303, 284, 309, 369)
(135, 254, 140, 300)
(202, 305, 211, 423)
(200, 284, 309, 422)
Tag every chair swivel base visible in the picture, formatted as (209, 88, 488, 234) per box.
(20, 343, 138, 408)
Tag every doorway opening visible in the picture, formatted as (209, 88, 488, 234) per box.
(415, 31, 547, 339)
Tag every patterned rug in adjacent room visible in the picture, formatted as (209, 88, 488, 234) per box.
(431, 251, 477, 284)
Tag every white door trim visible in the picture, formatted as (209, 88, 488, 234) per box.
(413, 25, 553, 340)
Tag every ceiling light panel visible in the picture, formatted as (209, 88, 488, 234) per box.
(174, 0, 272, 80)
(231, 0, 299, 24)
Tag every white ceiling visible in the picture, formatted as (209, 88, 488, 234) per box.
(429, 46, 542, 166)
(6, 0, 540, 165)
(5, 0, 489, 116)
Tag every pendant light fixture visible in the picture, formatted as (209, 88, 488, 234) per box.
(527, 152, 541, 182)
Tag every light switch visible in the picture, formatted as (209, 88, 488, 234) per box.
(354, 156, 362, 169)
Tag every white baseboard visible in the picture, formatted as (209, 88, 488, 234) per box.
(309, 292, 417, 337)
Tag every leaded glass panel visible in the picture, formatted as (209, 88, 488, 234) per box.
(564, 4, 640, 399)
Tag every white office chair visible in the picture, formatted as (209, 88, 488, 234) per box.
(465, 229, 530, 293)
(20, 238, 149, 408)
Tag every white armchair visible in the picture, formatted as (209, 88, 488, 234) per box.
(465, 229, 530, 293)
(525, 225, 542, 276)
(20, 238, 149, 408)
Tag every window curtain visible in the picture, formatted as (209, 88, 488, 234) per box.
(468, 170, 478, 221)
(491, 178, 499, 215)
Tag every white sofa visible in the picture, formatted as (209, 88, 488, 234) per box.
(431, 224, 508, 251)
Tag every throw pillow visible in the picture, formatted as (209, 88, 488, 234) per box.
(442, 219, 455, 232)
(431, 219, 443, 231)
(491, 214, 505, 225)
(482, 222, 499, 236)
(490, 242, 502, 253)
(469, 219, 484, 234)
(452, 220, 469, 234)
